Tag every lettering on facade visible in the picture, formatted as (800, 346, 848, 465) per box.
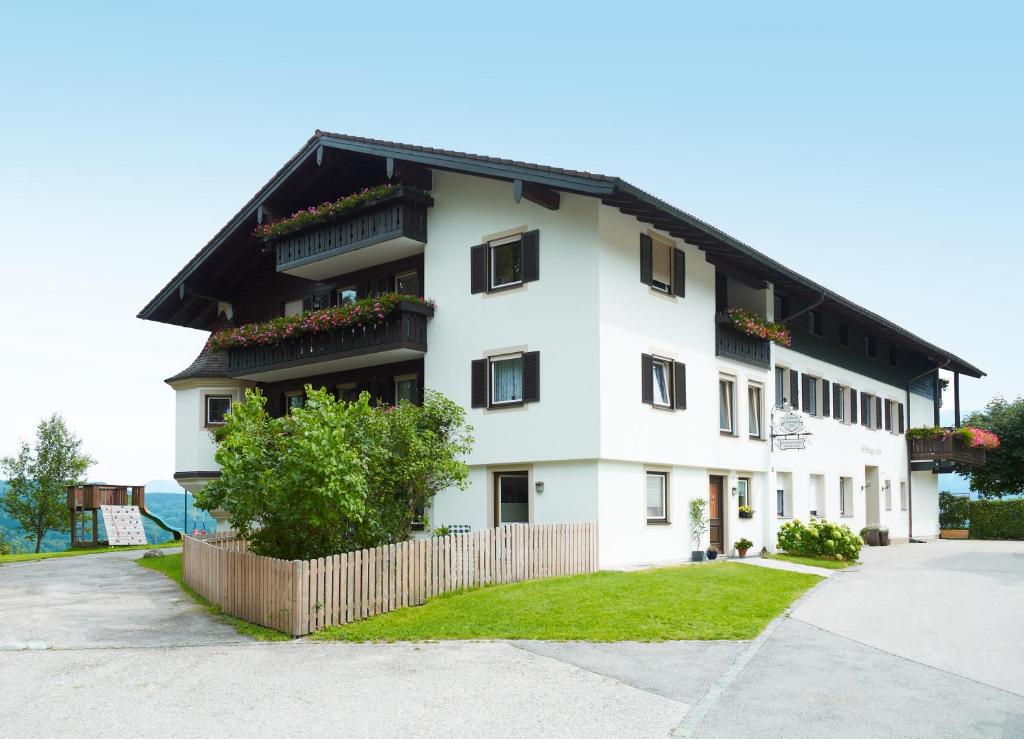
(861, 445, 882, 456)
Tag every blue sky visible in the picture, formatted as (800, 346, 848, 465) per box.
(0, 1, 1020, 481)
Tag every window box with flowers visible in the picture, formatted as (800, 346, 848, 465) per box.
(906, 426, 998, 467)
(715, 310, 788, 369)
(738, 505, 755, 519)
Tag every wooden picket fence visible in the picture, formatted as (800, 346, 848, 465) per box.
(182, 522, 598, 636)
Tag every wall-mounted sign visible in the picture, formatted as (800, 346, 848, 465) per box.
(771, 410, 812, 451)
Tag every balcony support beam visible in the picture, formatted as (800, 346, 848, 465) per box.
(387, 158, 433, 190)
(513, 179, 560, 211)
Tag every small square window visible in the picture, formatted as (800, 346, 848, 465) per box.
(336, 286, 357, 305)
(808, 310, 823, 337)
(652, 357, 673, 407)
(490, 354, 524, 406)
(489, 235, 523, 290)
(336, 383, 359, 404)
(283, 299, 304, 317)
(205, 395, 232, 426)
(889, 346, 898, 367)
(646, 472, 668, 523)
(395, 271, 420, 296)
(839, 322, 849, 347)
(285, 392, 305, 413)
(395, 375, 418, 404)
(864, 335, 877, 358)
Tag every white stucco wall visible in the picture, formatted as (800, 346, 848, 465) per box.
(170, 380, 248, 474)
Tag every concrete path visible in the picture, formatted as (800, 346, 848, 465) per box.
(2, 541, 1023, 737)
(734, 555, 838, 577)
(0, 548, 246, 650)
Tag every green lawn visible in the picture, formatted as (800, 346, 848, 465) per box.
(312, 562, 821, 642)
(137, 553, 290, 641)
(0, 540, 180, 565)
(767, 553, 858, 570)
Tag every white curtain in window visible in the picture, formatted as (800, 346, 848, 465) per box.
(492, 357, 523, 403)
(653, 361, 671, 406)
(748, 386, 761, 436)
(646, 474, 666, 519)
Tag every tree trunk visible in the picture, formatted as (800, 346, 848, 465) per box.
(34, 532, 43, 554)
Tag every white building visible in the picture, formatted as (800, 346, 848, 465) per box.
(141, 132, 984, 568)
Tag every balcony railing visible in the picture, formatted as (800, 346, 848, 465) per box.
(715, 315, 771, 369)
(908, 433, 987, 467)
(226, 302, 432, 377)
(274, 187, 432, 277)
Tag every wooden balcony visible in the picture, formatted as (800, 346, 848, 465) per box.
(226, 302, 432, 381)
(908, 433, 987, 467)
(274, 187, 432, 280)
(68, 485, 145, 510)
(715, 315, 771, 369)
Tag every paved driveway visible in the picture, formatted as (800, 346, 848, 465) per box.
(1, 541, 1023, 737)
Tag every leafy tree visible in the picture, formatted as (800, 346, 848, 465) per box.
(0, 529, 14, 556)
(1, 414, 95, 553)
(962, 397, 1024, 498)
(197, 387, 472, 560)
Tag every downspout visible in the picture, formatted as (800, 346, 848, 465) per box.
(906, 358, 950, 542)
(779, 292, 826, 324)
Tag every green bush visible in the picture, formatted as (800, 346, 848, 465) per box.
(969, 498, 1024, 540)
(939, 492, 970, 530)
(777, 519, 862, 561)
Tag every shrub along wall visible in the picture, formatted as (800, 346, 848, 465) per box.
(969, 498, 1024, 540)
(939, 492, 970, 530)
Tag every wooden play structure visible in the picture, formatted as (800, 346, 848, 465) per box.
(67, 484, 182, 548)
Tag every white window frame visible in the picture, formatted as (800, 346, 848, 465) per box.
(737, 477, 750, 508)
(488, 234, 524, 291)
(336, 285, 357, 305)
(900, 481, 908, 511)
(205, 395, 232, 427)
(834, 384, 847, 423)
(774, 367, 787, 408)
(489, 352, 524, 406)
(394, 270, 419, 295)
(748, 383, 763, 438)
(806, 376, 819, 416)
(719, 376, 736, 435)
(776, 488, 785, 517)
(863, 393, 874, 428)
(884, 480, 892, 511)
(652, 357, 673, 408)
(495, 470, 530, 525)
(645, 471, 669, 524)
(840, 477, 853, 517)
(649, 234, 675, 294)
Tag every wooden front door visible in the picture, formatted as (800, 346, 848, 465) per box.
(709, 476, 724, 552)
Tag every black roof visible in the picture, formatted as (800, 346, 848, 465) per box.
(139, 131, 984, 378)
(164, 340, 229, 384)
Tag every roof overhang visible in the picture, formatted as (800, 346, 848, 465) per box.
(139, 131, 984, 379)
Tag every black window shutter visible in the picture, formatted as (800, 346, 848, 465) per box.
(789, 371, 800, 410)
(640, 234, 653, 286)
(522, 351, 540, 403)
(641, 354, 654, 404)
(470, 245, 487, 294)
(672, 248, 686, 298)
(673, 361, 687, 410)
(833, 383, 843, 421)
(471, 359, 487, 408)
(521, 230, 540, 283)
(821, 380, 831, 417)
(875, 397, 883, 429)
(898, 402, 905, 433)
(850, 389, 858, 425)
(801, 374, 811, 413)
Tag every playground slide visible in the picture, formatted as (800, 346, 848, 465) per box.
(138, 506, 183, 541)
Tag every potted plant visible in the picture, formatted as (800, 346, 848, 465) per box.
(860, 524, 880, 547)
(689, 498, 708, 562)
(738, 505, 754, 519)
(706, 546, 719, 560)
(878, 526, 890, 546)
(734, 537, 754, 558)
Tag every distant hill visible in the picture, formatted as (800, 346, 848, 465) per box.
(0, 481, 217, 554)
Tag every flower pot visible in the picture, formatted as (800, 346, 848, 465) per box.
(737, 548, 749, 558)
(864, 528, 880, 546)
(879, 530, 890, 546)
(706, 549, 719, 561)
(692, 550, 705, 562)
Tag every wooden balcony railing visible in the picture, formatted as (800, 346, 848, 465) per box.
(908, 434, 987, 466)
(274, 187, 432, 274)
(68, 485, 145, 510)
(715, 315, 771, 369)
(226, 302, 432, 377)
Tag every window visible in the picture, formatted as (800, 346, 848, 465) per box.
(776, 489, 785, 517)
(490, 354, 524, 405)
(489, 235, 522, 290)
(840, 477, 853, 517)
(336, 383, 359, 404)
(810, 474, 825, 517)
(773, 294, 790, 321)
(900, 481, 908, 511)
(806, 376, 819, 416)
(283, 298, 304, 317)
(862, 393, 874, 428)
(839, 322, 849, 347)
(336, 286, 357, 305)
(808, 310, 823, 337)
(889, 346, 898, 367)
(652, 358, 672, 407)
(864, 335, 877, 358)
(884, 480, 892, 511)
(642, 354, 685, 410)
(411, 500, 426, 531)
(834, 384, 846, 422)
(650, 237, 673, 293)
(205, 395, 232, 426)
(495, 471, 529, 525)
(285, 391, 305, 413)
(395, 270, 420, 296)
(737, 477, 750, 508)
(646, 472, 668, 523)
(719, 377, 736, 434)
(748, 384, 763, 438)
(884, 399, 894, 432)
(774, 367, 786, 408)
(395, 375, 418, 404)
